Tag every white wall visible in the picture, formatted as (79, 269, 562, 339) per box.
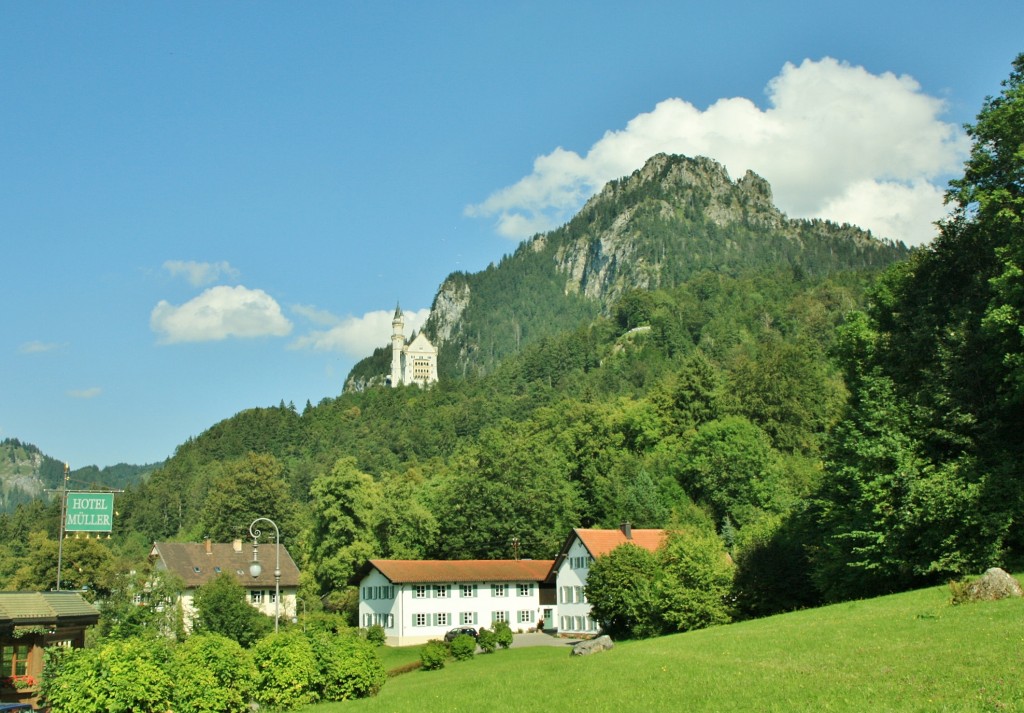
(554, 538, 600, 634)
(358, 569, 544, 646)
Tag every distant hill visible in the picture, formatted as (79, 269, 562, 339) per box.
(0, 438, 160, 514)
(347, 153, 910, 386)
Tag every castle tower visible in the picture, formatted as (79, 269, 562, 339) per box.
(388, 302, 438, 387)
(390, 303, 405, 386)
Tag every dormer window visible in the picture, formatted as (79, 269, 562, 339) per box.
(192, 566, 201, 573)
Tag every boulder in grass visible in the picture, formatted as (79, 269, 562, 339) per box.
(571, 635, 614, 656)
(965, 568, 1024, 602)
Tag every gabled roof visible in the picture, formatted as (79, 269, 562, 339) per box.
(546, 527, 667, 583)
(0, 592, 99, 627)
(360, 559, 555, 584)
(574, 528, 666, 557)
(151, 541, 301, 589)
(405, 331, 435, 352)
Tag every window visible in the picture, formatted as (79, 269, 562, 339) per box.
(492, 610, 508, 624)
(460, 611, 478, 625)
(517, 610, 533, 623)
(434, 585, 449, 598)
(414, 585, 427, 598)
(574, 586, 583, 603)
(269, 591, 277, 603)
(492, 584, 506, 597)
(2, 644, 30, 677)
(517, 583, 532, 597)
(251, 590, 264, 604)
(436, 612, 449, 626)
(560, 616, 569, 631)
(559, 586, 571, 604)
(570, 555, 592, 570)
(461, 584, 476, 598)
(414, 613, 428, 627)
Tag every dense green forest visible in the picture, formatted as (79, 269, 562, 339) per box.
(1, 55, 1021, 624)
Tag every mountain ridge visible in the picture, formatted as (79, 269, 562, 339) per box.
(350, 153, 909, 386)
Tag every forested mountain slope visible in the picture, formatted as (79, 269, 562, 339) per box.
(402, 153, 909, 380)
(0, 438, 158, 514)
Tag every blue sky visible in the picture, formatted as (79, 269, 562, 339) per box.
(1, 2, 1021, 468)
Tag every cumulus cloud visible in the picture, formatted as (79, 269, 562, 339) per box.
(163, 260, 240, 287)
(467, 58, 969, 246)
(19, 341, 63, 354)
(151, 285, 293, 343)
(68, 387, 101, 399)
(290, 307, 431, 358)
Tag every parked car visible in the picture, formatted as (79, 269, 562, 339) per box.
(443, 626, 478, 642)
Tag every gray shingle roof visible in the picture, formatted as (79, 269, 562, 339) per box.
(151, 541, 301, 589)
(0, 592, 100, 626)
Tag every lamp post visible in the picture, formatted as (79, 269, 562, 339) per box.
(249, 517, 281, 633)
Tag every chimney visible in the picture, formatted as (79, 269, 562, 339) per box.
(232, 538, 242, 553)
(204, 537, 212, 555)
(620, 521, 633, 540)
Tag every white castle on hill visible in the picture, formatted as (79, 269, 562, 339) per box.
(389, 304, 438, 387)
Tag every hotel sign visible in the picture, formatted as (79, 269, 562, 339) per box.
(65, 492, 115, 532)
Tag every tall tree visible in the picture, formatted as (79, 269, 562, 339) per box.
(816, 54, 1024, 597)
(309, 456, 381, 593)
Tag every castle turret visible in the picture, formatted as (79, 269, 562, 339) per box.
(390, 303, 405, 386)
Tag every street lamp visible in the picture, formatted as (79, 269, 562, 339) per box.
(249, 517, 281, 633)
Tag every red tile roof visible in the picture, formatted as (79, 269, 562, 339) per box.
(573, 528, 666, 557)
(367, 559, 555, 584)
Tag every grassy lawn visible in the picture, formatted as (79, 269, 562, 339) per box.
(302, 581, 1024, 712)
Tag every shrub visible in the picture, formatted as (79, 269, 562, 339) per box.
(387, 660, 422, 677)
(419, 640, 448, 670)
(492, 620, 513, 649)
(42, 637, 173, 713)
(251, 630, 320, 710)
(449, 633, 476, 661)
(365, 624, 386, 645)
(171, 633, 255, 713)
(477, 627, 497, 653)
(309, 630, 386, 701)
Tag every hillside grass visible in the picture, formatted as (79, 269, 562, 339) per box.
(306, 581, 1024, 712)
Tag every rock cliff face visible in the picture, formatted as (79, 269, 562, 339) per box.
(429, 275, 472, 343)
(349, 153, 909, 384)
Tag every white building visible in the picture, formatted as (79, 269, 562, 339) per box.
(547, 524, 666, 635)
(355, 559, 554, 646)
(389, 305, 438, 387)
(150, 539, 301, 630)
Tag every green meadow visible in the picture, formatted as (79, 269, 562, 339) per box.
(306, 582, 1024, 712)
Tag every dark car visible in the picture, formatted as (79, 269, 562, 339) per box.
(443, 626, 478, 642)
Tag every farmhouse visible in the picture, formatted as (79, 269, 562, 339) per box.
(356, 524, 667, 642)
(0, 591, 99, 709)
(151, 538, 301, 630)
(355, 559, 555, 646)
(548, 524, 666, 634)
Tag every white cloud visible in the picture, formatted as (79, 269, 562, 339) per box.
(19, 341, 63, 354)
(467, 57, 969, 246)
(151, 285, 293, 343)
(68, 387, 101, 399)
(290, 307, 431, 358)
(163, 260, 240, 287)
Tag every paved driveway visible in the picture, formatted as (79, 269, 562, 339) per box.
(509, 632, 583, 649)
